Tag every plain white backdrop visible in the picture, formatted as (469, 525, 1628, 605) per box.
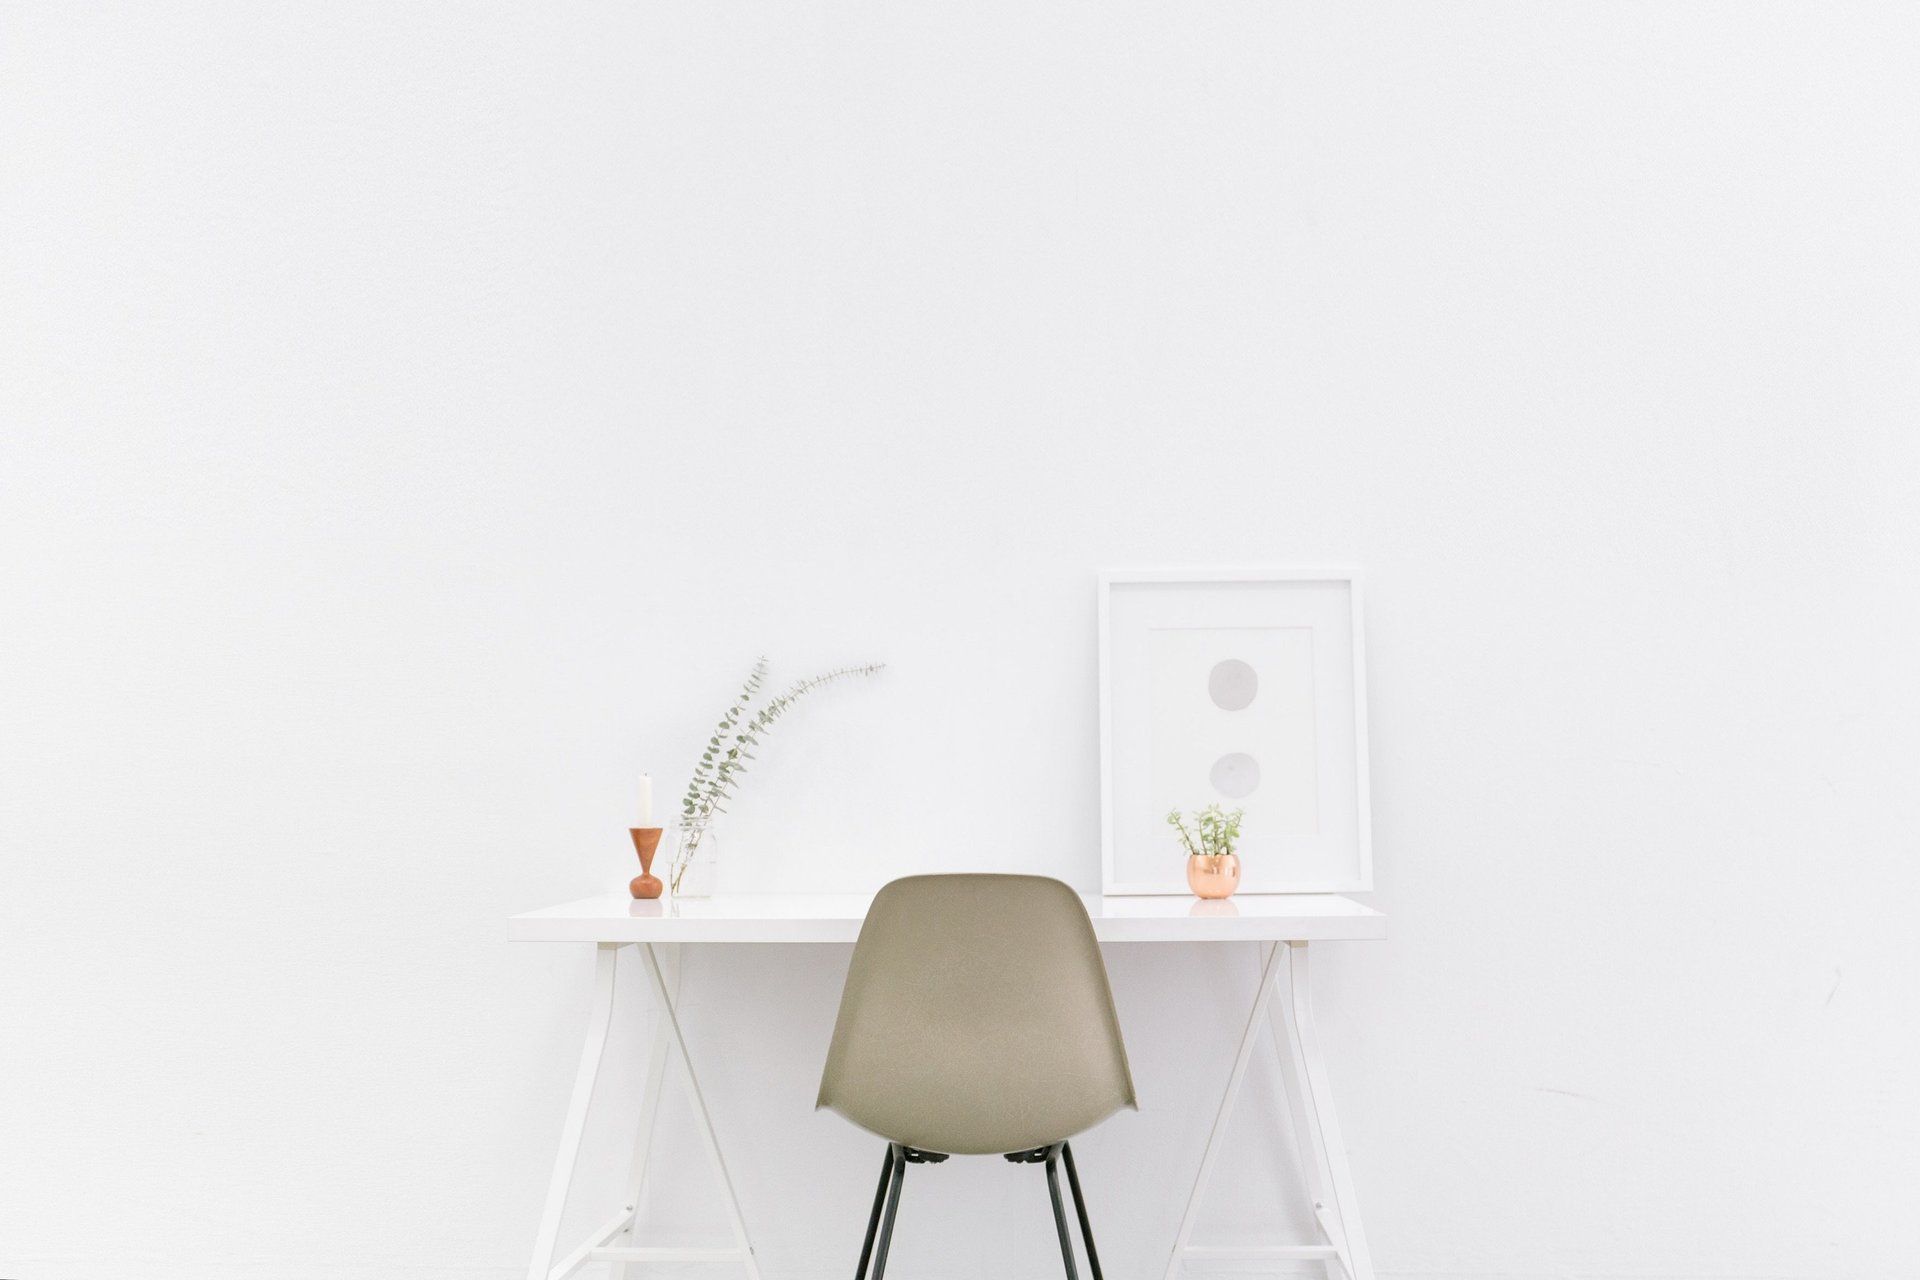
(4, 2, 1918, 1278)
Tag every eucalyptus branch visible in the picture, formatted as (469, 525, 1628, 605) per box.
(669, 658, 885, 891)
(680, 658, 769, 822)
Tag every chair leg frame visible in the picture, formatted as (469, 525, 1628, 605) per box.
(855, 1138, 1105, 1280)
(1060, 1142, 1106, 1280)
(866, 1143, 908, 1280)
(1044, 1145, 1081, 1280)
(854, 1145, 895, 1280)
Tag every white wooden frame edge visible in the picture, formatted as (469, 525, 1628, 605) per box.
(1097, 566, 1374, 896)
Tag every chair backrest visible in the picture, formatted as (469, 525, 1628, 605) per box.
(817, 874, 1136, 1156)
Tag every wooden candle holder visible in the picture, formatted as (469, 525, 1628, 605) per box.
(629, 827, 664, 899)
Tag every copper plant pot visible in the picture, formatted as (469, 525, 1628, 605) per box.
(1187, 853, 1241, 900)
(629, 827, 665, 900)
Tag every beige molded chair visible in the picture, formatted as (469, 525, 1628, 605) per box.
(817, 874, 1136, 1279)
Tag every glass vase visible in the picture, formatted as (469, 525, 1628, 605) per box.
(668, 817, 720, 899)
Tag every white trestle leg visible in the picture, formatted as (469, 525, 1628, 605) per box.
(1163, 942, 1286, 1279)
(1163, 941, 1377, 1280)
(526, 943, 621, 1280)
(525, 941, 761, 1280)
(1281, 941, 1375, 1280)
(613, 943, 678, 1280)
(628, 942, 763, 1280)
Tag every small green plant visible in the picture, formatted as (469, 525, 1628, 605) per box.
(1167, 804, 1244, 860)
(671, 656, 884, 891)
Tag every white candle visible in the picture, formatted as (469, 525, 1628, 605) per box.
(637, 772, 654, 826)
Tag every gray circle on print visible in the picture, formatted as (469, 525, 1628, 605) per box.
(1210, 752, 1260, 799)
(1208, 658, 1258, 711)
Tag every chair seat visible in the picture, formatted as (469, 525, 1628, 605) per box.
(817, 874, 1137, 1155)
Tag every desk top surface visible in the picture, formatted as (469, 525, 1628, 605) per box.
(509, 891, 1386, 944)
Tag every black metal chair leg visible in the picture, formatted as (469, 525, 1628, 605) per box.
(854, 1145, 896, 1280)
(869, 1143, 908, 1280)
(1060, 1141, 1105, 1280)
(1043, 1144, 1081, 1280)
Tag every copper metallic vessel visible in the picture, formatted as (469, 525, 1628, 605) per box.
(1186, 853, 1241, 900)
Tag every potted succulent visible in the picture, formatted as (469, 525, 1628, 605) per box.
(1167, 804, 1244, 900)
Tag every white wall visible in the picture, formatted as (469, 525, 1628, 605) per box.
(4, 2, 1918, 1278)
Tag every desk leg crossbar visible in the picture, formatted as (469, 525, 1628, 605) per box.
(526, 942, 761, 1280)
(1164, 941, 1375, 1280)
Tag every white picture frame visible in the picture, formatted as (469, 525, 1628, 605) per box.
(1098, 568, 1373, 896)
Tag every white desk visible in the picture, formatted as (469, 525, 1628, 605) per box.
(512, 892, 1386, 1280)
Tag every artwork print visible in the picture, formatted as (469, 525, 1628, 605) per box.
(1147, 627, 1319, 833)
